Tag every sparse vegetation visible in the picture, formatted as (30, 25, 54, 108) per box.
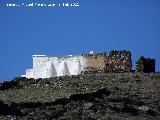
(0, 73, 160, 119)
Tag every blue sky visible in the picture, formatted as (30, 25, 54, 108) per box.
(0, 0, 160, 81)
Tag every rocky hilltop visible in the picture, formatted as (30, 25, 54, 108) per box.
(0, 73, 160, 120)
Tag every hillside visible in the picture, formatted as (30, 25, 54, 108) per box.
(0, 73, 160, 120)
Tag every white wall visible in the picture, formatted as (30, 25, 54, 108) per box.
(32, 55, 87, 79)
(33, 55, 49, 79)
(26, 69, 34, 78)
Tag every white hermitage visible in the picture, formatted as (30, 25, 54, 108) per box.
(23, 55, 88, 79)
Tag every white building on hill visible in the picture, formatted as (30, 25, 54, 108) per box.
(23, 55, 87, 79)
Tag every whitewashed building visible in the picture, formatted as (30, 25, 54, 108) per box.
(23, 55, 87, 79)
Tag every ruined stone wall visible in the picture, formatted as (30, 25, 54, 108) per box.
(85, 55, 106, 70)
(136, 56, 155, 73)
(83, 51, 132, 73)
(105, 50, 132, 72)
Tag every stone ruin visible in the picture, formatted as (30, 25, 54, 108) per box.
(105, 50, 132, 72)
(136, 56, 155, 73)
(83, 50, 132, 73)
(22, 50, 155, 79)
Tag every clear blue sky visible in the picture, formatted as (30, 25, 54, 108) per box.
(0, 0, 160, 81)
